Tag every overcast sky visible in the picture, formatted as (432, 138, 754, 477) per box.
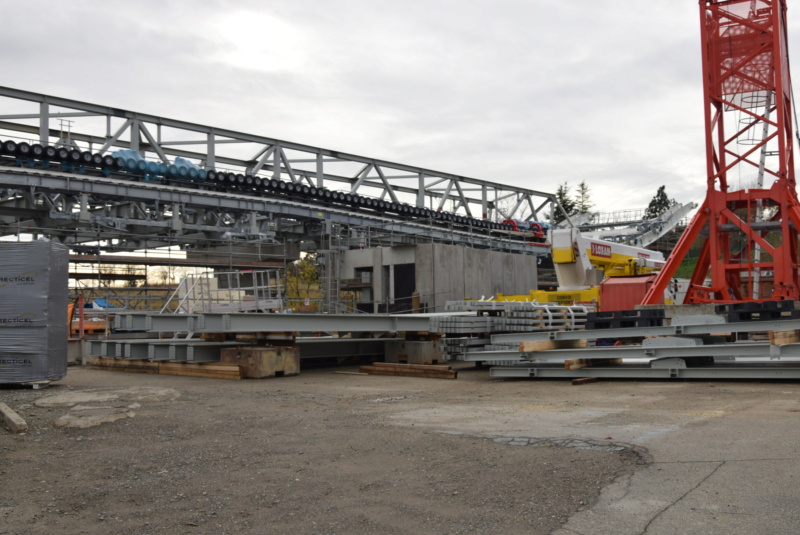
(2, 0, 799, 214)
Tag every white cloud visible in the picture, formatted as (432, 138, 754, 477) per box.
(1, 0, 798, 213)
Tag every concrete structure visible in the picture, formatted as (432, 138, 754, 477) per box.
(340, 243, 538, 313)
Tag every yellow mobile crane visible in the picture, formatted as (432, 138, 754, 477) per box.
(495, 228, 665, 309)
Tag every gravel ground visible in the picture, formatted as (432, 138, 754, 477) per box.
(0, 365, 645, 535)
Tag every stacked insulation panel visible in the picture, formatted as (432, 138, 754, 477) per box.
(0, 241, 69, 384)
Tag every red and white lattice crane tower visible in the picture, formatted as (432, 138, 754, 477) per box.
(644, 0, 800, 304)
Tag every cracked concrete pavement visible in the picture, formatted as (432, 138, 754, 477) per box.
(3, 367, 799, 534)
(376, 374, 800, 534)
(550, 386, 800, 535)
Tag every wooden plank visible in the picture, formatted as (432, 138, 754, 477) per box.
(769, 329, 800, 345)
(333, 371, 369, 376)
(90, 357, 242, 379)
(571, 377, 600, 385)
(158, 362, 243, 380)
(564, 358, 622, 370)
(359, 365, 457, 379)
(370, 362, 453, 372)
(90, 357, 159, 374)
(520, 339, 588, 352)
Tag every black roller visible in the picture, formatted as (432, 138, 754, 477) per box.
(245, 175, 254, 186)
(68, 150, 82, 164)
(344, 194, 354, 204)
(79, 151, 93, 165)
(2, 139, 17, 154)
(56, 148, 70, 161)
(44, 146, 57, 160)
(91, 153, 104, 167)
(300, 185, 311, 196)
(16, 142, 31, 157)
(253, 177, 263, 188)
(102, 155, 116, 168)
(31, 144, 45, 158)
(308, 186, 318, 197)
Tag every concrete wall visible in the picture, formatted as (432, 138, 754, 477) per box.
(414, 244, 538, 312)
(341, 243, 538, 312)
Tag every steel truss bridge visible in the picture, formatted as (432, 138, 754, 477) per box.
(0, 86, 556, 259)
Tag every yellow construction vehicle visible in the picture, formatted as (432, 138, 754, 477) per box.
(495, 228, 665, 309)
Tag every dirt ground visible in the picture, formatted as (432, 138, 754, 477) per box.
(0, 364, 646, 535)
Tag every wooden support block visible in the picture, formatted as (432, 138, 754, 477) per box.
(385, 340, 444, 364)
(520, 339, 588, 352)
(571, 377, 599, 385)
(220, 346, 300, 378)
(769, 329, 800, 345)
(201, 333, 229, 342)
(564, 358, 622, 370)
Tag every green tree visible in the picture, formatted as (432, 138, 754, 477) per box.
(644, 185, 676, 219)
(554, 182, 576, 224)
(285, 254, 320, 301)
(575, 180, 593, 214)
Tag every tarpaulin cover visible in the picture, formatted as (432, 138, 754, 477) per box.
(0, 241, 69, 384)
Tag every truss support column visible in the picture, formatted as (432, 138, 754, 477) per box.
(205, 131, 216, 169)
(39, 101, 49, 145)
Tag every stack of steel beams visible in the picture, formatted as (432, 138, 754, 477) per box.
(435, 301, 593, 362)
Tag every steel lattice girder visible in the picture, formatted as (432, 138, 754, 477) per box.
(0, 86, 556, 223)
(0, 167, 548, 255)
